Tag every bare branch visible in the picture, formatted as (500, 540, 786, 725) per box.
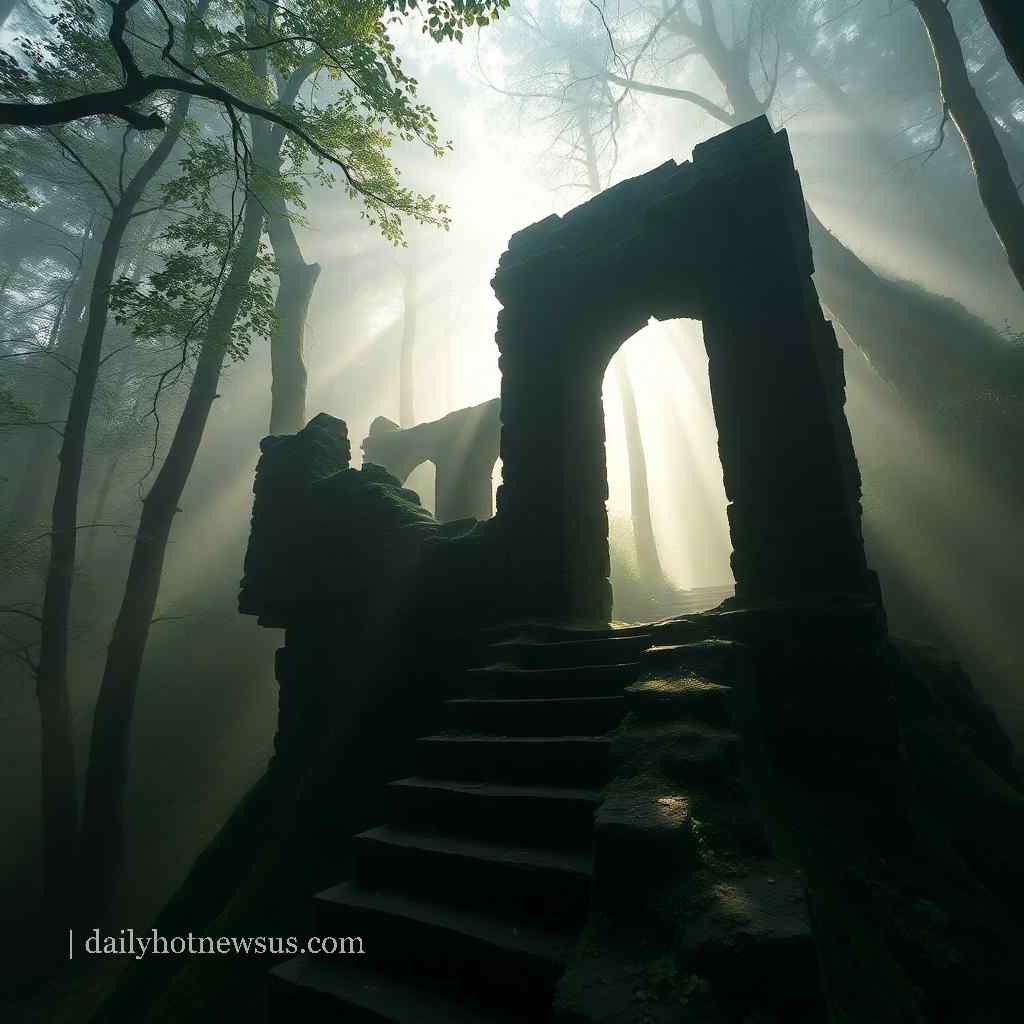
(922, 101, 951, 164)
(603, 71, 738, 125)
(587, 0, 629, 80)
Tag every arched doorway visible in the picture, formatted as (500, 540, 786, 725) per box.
(603, 322, 735, 622)
(490, 117, 878, 622)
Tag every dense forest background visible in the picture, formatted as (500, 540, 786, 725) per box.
(1, 0, 1022, 981)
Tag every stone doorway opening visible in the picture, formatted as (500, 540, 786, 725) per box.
(603, 323, 734, 623)
(490, 117, 877, 623)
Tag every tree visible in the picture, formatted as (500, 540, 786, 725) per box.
(1, 0, 511, 935)
(80, 168, 275, 926)
(910, 0, 1024, 293)
(241, 0, 323, 436)
(515, 1, 1012, 408)
(0, 0, 510, 136)
(1, 183, 102, 529)
(266, 206, 319, 433)
(979, 0, 1024, 88)
(34, 96, 196, 934)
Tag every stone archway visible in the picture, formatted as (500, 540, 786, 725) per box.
(362, 399, 501, 523)
(490, 117, 878, 622)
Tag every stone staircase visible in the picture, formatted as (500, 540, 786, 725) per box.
(268, 628, 653, 1022)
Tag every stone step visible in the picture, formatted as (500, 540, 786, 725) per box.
(463, 662, 640, 699)
(663, 726, 739, 783)
(656, 584, 735, 617)
(416, 734, 612, 785)
(445, 694, 628, 736)
(268, 955, 530, 1023)
(313, 882, 570, 1012)
(479, 621, 654, 645)
(352, 826, 593, 928)
(641, 640, 747, 683)
(682, 869, 825, 1019)
(638, 723, 740, 785)
(489, 634, 653, 670)
(625, 677, 735, 727)
(385, 777, 603, 847)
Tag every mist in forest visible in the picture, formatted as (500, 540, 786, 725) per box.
(1, 0, 1023, 996)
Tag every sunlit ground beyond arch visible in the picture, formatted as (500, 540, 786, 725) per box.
(603, 319, 733, 620)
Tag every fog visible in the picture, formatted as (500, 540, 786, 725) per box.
(1, 0, 1023, 979)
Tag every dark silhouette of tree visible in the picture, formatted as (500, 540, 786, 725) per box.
(911, 0, 1024, 293)
(79, 190, 271, 927)
(35, 95, 195, 937)
(979, 0, 1024, 88)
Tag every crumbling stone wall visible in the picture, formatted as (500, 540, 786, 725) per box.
(361, 398, 500, 523)
(239, 412, 442, 630)
(491, 116, 878, 622)
(243, 118, 878, 630)
(239, 413, 352, 626)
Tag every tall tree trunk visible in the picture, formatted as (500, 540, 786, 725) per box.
(913, 0, 1024, 292)
(978, 0, 1024, 89)
(806, 208, 1005, 405)
(245, 7, 319, 436)
(612, 355, 666, 588)
(33, 104, 190, 934)
(35, 206, 131, 934)
(266, 196, 319, 434)
(768, 22, 1017, 405)
(399, 262, 418, 428)
(990, 110, 1024, 180)
(9, 226, 101, 528)
(659, 22, 1013, 408)
(9, 227, 138, 530)
(77, 197, 265, 926)
(80, 229, 159, 562)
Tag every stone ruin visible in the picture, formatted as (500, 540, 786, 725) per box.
(241, 116, 879, 628)
(492, 115, 876, 621)
(223, 117, 1023, 1024)
(362, 399, 500, 523)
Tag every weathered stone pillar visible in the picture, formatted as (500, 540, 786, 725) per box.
(689, 120, 877, 604)
(493, 305, 632, 623)
(239, 412, 351, 624)
(489, 286, 651, 622)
